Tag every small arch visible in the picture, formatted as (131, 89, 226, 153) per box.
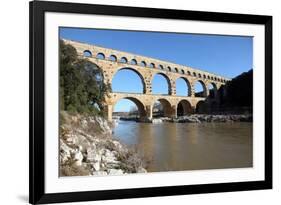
(83, 50, 92, 57)
(167, 66, 172, 72)
(187, 71, 191, 75)
(193, 72, 197, 77)
(96, 52, 105, 60)
(158, 65, 164, 70)
(109, 54, 117, 62)
(203, 74, 206, 79)
(130, 59, 137, 65)
(194, 80, 207, 97)
(207, 76, 210, 79)
(181, 69, 185, 74)
(149, 63, 155, 68)
(140, 61, 146, 67)
(198, 73, 202, 78)
(175, 67, 178, 72)
(177, 100, 193, 116)
(120, 57, 128, 63)
(211, 76, 214, 80)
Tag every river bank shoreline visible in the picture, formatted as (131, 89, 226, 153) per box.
(59, 111, 147, 177)
(116, 114, 252, 124)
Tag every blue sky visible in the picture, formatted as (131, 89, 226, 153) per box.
(60, 27, 253, 112)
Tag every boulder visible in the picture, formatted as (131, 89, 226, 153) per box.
(93, 162, 100, 171)
(92, 171, 108, 176)
(108, 169, 123, 175)
(72, 149, 83, 166)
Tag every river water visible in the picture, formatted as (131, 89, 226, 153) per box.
(113, 121, 253, 172)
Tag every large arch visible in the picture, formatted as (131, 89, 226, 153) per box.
(151, 73, 172, 95)
(175, 77, 192, 96)
(112, 67, 146, 94)
(194, 80, 207, 97)
(177, 100, 193, 116)
(207, 82, 218, 98)
(153, 98, 174, 117)
(196, 100, 207, 113)
(113, 97, 146, 120)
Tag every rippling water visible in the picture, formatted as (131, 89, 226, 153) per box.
(113, 121, 253, 172)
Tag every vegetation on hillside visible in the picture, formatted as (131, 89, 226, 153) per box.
(59, 40, 110, 116)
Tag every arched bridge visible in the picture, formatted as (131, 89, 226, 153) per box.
(63, 39, 230, 121)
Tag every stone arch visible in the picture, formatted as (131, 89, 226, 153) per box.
(120, 57, 128, 63)
(194, 80, 207, 97)
(207, 82, 218, 98)
(196, 100, 207, 113)
(151, 72, 172, 95)
(158, 64, 164, 70)
(130, 59, 137, 65)
(96, 52, 105, 59)
(149, 63, 155, 68)
(175, 67, 178, 72)
(83, 50, 92, 57)
(177, 99, 193, 116)
(175, 77, 192, 96)
(140, 61, 146, 67)
(112, 67, 146, 93)
(109, 54, 117, 62)
(167, 66, 172, 72)
(181, 69, 185, 74)
(113, 97, 146, 120)
(153, 98, 174, 117)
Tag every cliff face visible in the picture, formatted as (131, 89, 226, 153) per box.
(220, 69, 253, 108)
(59, 111, 147, 177)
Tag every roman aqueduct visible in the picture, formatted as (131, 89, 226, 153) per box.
(63, 39, 230, 122)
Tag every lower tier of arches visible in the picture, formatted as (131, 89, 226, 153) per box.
(105, 92, 218, 122)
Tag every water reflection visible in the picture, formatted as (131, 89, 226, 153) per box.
(113, 121, 253, 172)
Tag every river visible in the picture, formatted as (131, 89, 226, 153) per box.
(113, 121, 253, 172)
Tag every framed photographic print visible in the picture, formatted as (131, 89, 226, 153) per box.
(29, 0, 272, 204)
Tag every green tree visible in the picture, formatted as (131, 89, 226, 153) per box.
(59, 40, 110, 115)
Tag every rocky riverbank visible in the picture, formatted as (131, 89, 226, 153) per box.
(173, 114, 252, 123)
(118, 114, 252, 124)
(59, 111, 147, 177)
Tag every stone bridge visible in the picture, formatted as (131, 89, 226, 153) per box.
(63, 39, 230, 121)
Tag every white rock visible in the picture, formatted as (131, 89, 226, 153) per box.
(92, 171, 108, 176)
(108, 169, 123, 175)
(72, 150, 83, 166)
(60, 140, 71, 164)
(86, 148, 101, 162)
(93, 162, 100, 171)
(137, 167, 147, 173)
(152, 119, 163, 124)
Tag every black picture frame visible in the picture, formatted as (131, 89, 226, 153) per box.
(29, 0, 272, 204)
